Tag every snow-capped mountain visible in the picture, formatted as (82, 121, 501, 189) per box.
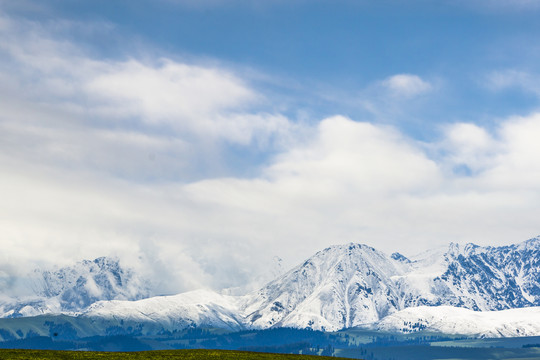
(1, 236, 540, 337)
(241, 243, 408, 331)
(241, 237, 540, 331)
(0, 257, 151, 318)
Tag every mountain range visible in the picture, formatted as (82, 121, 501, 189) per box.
(1, 236, 539, 339)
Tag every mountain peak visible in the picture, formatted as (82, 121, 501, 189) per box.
(243, 240, 406, 331)
(445, 241, 480, 257)
(319, 242, 377, 254)
(516, 236, 540, 251)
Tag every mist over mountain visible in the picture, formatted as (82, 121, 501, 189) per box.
(0, 257, 151, 318)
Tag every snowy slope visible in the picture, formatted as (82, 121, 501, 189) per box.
(371, 305, 540, 337)
(83, 289, 245, 332)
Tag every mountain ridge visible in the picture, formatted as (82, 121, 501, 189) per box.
(1, 236, 540, 337)
(80, 236, 540, 334)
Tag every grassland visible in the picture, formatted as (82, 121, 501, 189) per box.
(0, 349, 352, 360)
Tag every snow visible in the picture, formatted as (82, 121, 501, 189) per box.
(240, 243, 407, 331)
(83, 289, 245, 331)
(2, 236, 540, 338)
(371, 306, 540, 337)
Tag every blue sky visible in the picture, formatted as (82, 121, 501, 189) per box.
(1, 0, 540, 295)
(9, 1, 540, 134)
(53, 2, 540, 116)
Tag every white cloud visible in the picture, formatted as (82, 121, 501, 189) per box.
(482, 113, 540, 190)
(440, 122, 496, 174)
(382, 74, 432, 97)
(0, 9, 297, 295)
(0, 10, 292, 182)
(3, 110, 540, 296)
(180, 114, 540, 272)
(84, 59, 292, 144)
(266, 116, 440, 194)
(86, 59, 255, 122)
(485, 69, 540, 97)
(0, 10, 287, 138)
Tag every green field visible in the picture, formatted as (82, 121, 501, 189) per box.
(0, 349, 353, 360)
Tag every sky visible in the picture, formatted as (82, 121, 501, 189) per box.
(1, 0, 540, 296)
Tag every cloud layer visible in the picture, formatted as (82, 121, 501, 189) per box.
(1, 6, 539, 297)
